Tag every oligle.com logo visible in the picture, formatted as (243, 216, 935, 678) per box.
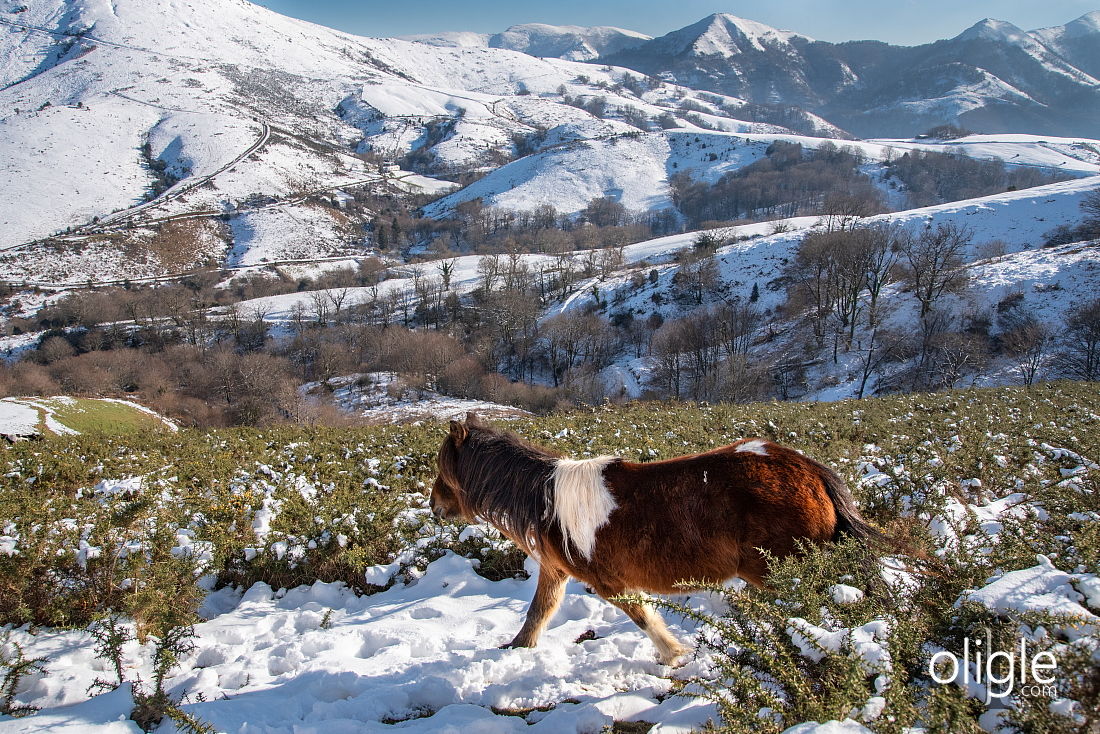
(929, 630, 1058, 704)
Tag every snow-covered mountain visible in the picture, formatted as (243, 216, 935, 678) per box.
(603, 12, 1100, 138)
(1030, 11, 1100, 78)
(0, 0, 786, 277)
(405, 23, 652, 61)
(2, 0, 1098, 292)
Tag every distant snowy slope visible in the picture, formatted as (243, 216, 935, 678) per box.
(491, 23, 651, 61)
(603, 11, 1100, 138)
(405, 23, 652, 61)
(422, 131, 772, 219)
(1029, 12, 1100, 78)
(642, 13, 811, 57)
(425, 129, 1100, 220)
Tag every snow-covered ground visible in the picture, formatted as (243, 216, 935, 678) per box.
(306, 373, 529, 423)
(1, 437, 1096, 733)
(228, 205, 358, 267)
(423, 130, 1100, 220)
(0, 399, 42, 437)
(0, 553, 721, 734)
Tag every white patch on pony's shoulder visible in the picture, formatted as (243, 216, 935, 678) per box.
(735, 439, 770, 456)
(551, 456, 618, 562)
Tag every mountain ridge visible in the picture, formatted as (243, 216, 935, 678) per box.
(600, 11, 1100, 137)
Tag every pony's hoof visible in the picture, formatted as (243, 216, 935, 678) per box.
(500, 639, 534, 650)
(658, 646, 690, 667)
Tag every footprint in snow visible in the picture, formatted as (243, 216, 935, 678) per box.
(409, 605, 443, 620)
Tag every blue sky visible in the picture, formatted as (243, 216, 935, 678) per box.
(251, 0, 1098, 45)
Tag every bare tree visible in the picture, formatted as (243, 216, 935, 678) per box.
(1002, 316, 1052, 386)
(862, 223, 901, 326)
(930, 331, 988, 389)
(715, 302, 762, 357)
(326, 288, 351, 322)
(1059, 298, 1100, 381)
(477, 254, 503, 294)
(438, 259, 456, 290)
(1082, 188, 1100, 224)
(649, 320, 689, 398)
(854, 325, 904, 399)
(900, 222, 970, 318)
(308, 291, 332, 326)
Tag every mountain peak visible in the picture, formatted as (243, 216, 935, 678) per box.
(1062, 10, 1100, 37)
(955, 18, 1029, 44)
(667, 12, 810, 57)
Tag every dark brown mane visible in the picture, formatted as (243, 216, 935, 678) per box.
(439, 421, 561, 553)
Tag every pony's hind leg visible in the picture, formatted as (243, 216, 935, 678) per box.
(505, 564, 567, 648)
(607, 595, 689, 666)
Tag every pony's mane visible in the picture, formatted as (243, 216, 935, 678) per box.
(441, 422, 561, 553)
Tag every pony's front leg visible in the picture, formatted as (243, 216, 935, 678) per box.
(608, 595, 689, 666)
(505, 564, 567, 648)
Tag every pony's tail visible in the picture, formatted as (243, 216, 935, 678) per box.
(820, 466, 892, 547)
(819, 464, 944, 574)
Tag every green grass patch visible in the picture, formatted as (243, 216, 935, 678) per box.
(38, 398, 170, 436)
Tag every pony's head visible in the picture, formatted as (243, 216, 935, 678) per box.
(428, 413, 559, 553)
(429, 412, 481, 522)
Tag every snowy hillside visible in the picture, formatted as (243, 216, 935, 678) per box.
(542, 175, 1100, 398)
(425, 130, 1100, 220)
(5, 0, 1096, 288)
(0, 0, 782, 276)
(405, 23, 652, 61)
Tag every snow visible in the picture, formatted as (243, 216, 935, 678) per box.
(406, 24, 652, 63)
(427, 129, 1100, 221)
(0, 398, 41, 436)
(787, 618, 891, 673)
(870, 134, 1100, 174)
(691, 14, 811, 55)
(309, 373, 530, 423)
(782, 722, 872, 734)
(829, 584, 865, 605)
(962, 555, 1098, 635)
(0, 684, 141, 734)
(0, 553, 720, 734)
(653, 13, 811, 58)
(228, 204, 356, 267)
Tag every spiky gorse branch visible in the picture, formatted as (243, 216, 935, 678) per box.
(0, 633, 47, 718)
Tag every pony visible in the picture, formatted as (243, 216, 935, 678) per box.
(429, 412, 884, 665)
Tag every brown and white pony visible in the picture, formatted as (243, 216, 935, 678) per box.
(429, 412, 883, 665)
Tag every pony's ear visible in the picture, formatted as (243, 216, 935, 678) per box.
(465, 411, 482, 426)
(449, 419, 469, 445)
